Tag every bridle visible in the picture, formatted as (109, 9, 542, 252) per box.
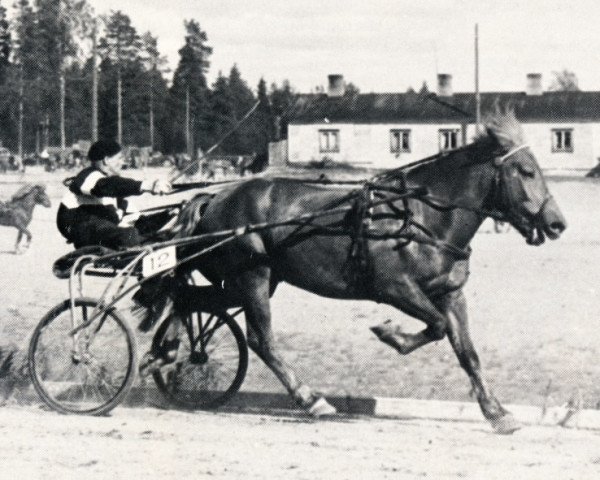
(410, 143, 552, 223)
(359, 142, 555, 256)
(495, 144, 530, 164)
(489, 144, 554, 226)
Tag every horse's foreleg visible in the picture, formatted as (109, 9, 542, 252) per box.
(15, 227, 31, 253)
(15, 230, 23, 252)
(436, 290, 521, 434)
(370, 281, 449, 354)
(14, 229, 28, 254)
(238, 266, 336, 416)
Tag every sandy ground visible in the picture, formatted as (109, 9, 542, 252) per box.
(0, 405, 599, 480)
(0, 169, 599, 411)
(0, 168, 599, 479)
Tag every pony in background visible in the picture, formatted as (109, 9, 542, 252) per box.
(0, 184, 51, 253)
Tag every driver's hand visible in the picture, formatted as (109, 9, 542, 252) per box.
(151, 179, 172, 195)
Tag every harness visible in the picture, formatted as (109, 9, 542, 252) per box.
(340, 143, 543, 294)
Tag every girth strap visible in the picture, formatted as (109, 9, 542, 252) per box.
(345, 186, 375, 296)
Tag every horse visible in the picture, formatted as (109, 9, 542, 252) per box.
(174, 111, 567, 434)
(0, 184, 52, 253)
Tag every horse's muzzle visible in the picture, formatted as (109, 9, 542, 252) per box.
(540, 196, 566, 240)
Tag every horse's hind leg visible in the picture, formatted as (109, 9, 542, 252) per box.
(23, 228, 32, 249)
(236, 266, 336, 417)
(436, 290, 521, 434)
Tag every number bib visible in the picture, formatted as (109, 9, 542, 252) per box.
(142, 246, 177, 277)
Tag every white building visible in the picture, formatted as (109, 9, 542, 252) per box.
(286, 74, 600, 172)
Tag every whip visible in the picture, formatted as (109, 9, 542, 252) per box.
(168, 100, 261, 184)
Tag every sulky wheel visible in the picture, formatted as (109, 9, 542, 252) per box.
(152, 308, 247, 410)
(28, 297, 137, 415)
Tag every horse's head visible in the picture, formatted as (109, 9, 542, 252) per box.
(11, 183, 51, 208)
(485, 112, 566, 245)
(35, 185, 52, 208)
(29, 185, 52, 208)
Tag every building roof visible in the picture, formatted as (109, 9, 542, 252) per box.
(289, 90, 600, 124)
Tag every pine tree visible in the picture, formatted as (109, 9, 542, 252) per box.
(11, 0, 38, 154)
(98, 10, 143, 144)
(224, 64, 256, 154)
(141, 31, 169, 151)
(207, 72, 232, 150)
(167, 19, 212, 155)
(252, 77, 274, 165)
(0, 1, 11, 85)
(270, 80, 298, 139)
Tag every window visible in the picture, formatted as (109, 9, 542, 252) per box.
(552, 129, 573, 152)
(390, 129, 411, 153)
(439, 129, 460, 151)
(319, 129, 339, 153)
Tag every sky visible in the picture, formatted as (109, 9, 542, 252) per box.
(82, 0, 600, 94)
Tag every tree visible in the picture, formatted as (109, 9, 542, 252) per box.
(141, 31, 169, 151)
(223, 64, 255, 154)
(33, 0, 95, 149)
(0, 1, 11, 85)
(269, 80, 297, 140)
(345, 82, 360, 96)
(98, 10, 143, 144)
(549, 69, 580, 92)
(249, 77, 275, 170)
(11, 0, 38, 155)
(255, 77, 274, 143)
(168, 19, 212, 155)
(57, 0, 95, 148)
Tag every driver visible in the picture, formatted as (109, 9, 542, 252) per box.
(56, 139, 172, 249)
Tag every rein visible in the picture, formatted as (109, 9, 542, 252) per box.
(164, 141, 535, 264)
(346, 143, 538, 259)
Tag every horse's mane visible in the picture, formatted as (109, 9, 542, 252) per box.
(11, 183, 44, 202)
(480, 109, 525, 149)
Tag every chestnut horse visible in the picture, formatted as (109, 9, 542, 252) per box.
(175, 112, 566, 433)
(0, 184, 51, 253)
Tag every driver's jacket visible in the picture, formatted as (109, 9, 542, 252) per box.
(57, 165, 144, 240)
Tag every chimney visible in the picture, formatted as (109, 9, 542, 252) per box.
(437, 74, 453, 97)
(526, 73, 543, 95)
(327, 74, 345, 97)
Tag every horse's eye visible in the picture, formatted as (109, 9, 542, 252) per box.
(516, 162, 535, 178)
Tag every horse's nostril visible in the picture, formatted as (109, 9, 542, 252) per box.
(550, 221, 566, 233)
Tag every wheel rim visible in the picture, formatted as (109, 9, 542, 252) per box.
(31, 301, 135, 414)
(154, 311, 246, 409)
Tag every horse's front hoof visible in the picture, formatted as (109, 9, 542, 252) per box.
(308, 397, 337, 417)
(491, 413, 522, 435)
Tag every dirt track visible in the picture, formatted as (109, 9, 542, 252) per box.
(1, 405, 598, 479)
(0, 169, 600, 478)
